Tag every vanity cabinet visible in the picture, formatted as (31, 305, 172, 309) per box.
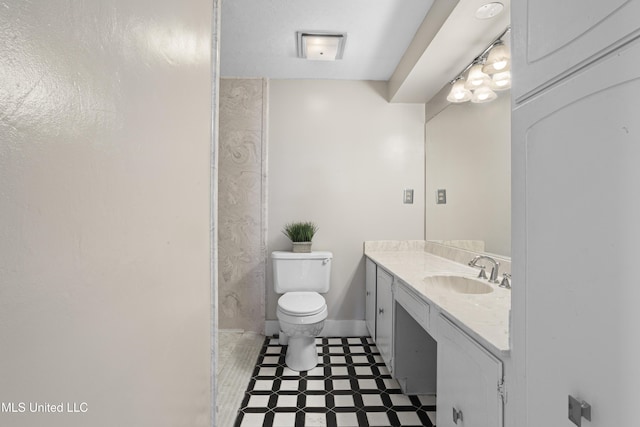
(375, 267, 394, 372)
(364, 257, 377, 338)
(437, 315, 504, 427)
(365, 255, 508, 423)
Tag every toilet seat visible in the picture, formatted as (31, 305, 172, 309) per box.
(277, 292, 326, 316)
(277, 305, 328, 325)
(277, 292, 328, 325)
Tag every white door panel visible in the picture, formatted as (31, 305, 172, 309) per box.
(513, 35, 640, 426)
(512, 0, 640, 100)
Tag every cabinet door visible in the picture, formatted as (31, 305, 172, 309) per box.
(512, 35, 640, 427)
(512, 0, 640, 101)
(365, 258, 377, 339)
(376, 267, 394, 371)
(437, 316, 503, 427)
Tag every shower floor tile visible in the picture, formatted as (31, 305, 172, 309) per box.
(234, 337, 436, 427)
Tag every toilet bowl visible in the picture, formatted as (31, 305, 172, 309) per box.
(271, 251, 333, 372)
(277, 291, 328, 371)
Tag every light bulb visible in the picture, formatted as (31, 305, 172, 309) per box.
(493, 60, 507, 71)
(465, 64, 490, 89)
(491, 71, 511, 91)
(471, 85, 497, 103)
(446, 79, 472, 103)
(483, 43, 510, 74)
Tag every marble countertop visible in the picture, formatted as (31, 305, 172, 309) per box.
(364, 249, 511, 355)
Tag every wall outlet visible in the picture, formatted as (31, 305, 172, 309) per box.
(403, 189, 414, 204)
(437, 189, 447, 204)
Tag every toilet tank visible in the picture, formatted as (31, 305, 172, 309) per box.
(272, 251, 333, 293)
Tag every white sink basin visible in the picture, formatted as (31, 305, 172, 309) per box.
(423, 275, 494, 295)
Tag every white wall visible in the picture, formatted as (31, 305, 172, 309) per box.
(425, 94, 511, 256)
(268, 80, 425, 321)
(0, 2, 213, 426)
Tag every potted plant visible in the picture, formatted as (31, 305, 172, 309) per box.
(282, 221, 318, 253)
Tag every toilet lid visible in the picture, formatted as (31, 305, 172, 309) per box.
(278, 292, 326, 316)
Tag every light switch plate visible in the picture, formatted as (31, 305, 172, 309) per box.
(437, 189, 447, 204)
(403, 189, 414, 204)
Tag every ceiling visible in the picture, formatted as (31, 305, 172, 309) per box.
(220, 0, 434, 81)
(220, 0, 510, 104)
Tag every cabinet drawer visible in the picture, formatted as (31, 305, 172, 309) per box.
(395, 280, 430, 333)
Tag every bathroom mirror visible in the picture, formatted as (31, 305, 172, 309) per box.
(424, 93, 511, 257)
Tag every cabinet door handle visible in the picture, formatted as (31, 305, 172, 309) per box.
(366, 291, 370, 296)
(568, 395, 591, 426)
(452, 407, 463, 424)
(378, 308, 384, 314)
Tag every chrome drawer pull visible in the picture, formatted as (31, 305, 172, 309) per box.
(452, 407, 463, 424)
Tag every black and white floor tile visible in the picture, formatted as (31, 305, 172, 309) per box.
(234, 337, 436, 427)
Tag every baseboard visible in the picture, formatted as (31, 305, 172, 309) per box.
(265, 320, 368, 338)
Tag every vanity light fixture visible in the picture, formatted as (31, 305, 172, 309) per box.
(297, 31, 347, 61)
(471, 85, 497, 103)
(446, 26, 510, 105)
(491, 71, 512, 90)
(482, 41, 510, 74)
(464, 63, 491, 89)
(446, 78, 472, 103)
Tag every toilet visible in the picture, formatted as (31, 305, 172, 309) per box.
(271, 250, 333, 371)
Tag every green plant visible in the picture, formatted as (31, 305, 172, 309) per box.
(282, 221, 318, 242)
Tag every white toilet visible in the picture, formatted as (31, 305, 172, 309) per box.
(271, 250, 333, 371)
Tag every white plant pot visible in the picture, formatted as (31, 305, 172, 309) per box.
(292, 242, 312, 253)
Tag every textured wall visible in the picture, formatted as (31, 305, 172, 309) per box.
(218, 78, 267, 333)
(268, 80, 425, 321)
(0, 1, 213, 426)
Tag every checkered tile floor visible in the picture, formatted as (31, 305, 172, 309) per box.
(234, 337, 436, 427)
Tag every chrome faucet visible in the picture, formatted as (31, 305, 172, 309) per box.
(468, 255, 500, 284)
